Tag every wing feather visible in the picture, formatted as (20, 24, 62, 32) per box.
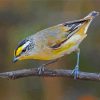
(48, 19, 88, 49)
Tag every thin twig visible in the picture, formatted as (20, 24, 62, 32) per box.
(0, 68, 100, 81)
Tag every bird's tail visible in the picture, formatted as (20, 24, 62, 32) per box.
(76, 11, 99, 34)
(84, 11, 99, 19)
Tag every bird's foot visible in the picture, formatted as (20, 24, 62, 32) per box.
(71, 65, 79, 79)
(38, 65, 45, 75)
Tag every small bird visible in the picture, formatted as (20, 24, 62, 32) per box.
(13, 11, 99, 79)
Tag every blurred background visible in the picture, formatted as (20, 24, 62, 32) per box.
(0, 0, 100, 100)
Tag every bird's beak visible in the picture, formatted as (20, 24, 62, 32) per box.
(13, 57, 18, 63)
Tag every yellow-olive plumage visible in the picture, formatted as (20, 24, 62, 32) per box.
(13, 11, 99, 78)
(14, 11, 99, 61)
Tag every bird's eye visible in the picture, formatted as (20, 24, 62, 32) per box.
(22, 48, 26, 53)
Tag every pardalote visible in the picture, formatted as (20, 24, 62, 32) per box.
(13, 11, 99, 79)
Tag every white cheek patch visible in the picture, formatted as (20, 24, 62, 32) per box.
(22, 41, 31, 49)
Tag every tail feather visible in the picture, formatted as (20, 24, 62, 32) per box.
(84, 11, 99, 19)
(63, 11, 99, 34)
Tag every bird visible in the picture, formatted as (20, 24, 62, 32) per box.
(13, 11, 99, 79)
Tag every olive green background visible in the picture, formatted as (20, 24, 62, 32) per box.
(0, 0, 100, 100)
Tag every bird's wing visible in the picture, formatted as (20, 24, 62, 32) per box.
(43, 19, 88, 49)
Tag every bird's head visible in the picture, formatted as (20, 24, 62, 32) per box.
(13, 39, 33, 63)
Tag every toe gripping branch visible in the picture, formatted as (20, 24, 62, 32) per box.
(37, 59, 58, 75)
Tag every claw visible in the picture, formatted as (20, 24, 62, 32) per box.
(72, 65, 79, 79)
(37, 65, 45, 75)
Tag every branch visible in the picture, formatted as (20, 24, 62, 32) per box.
(0, 68, 100, 81)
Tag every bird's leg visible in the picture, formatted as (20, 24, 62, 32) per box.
(38, 59, 59, 74)
(72, 48, 80, 79)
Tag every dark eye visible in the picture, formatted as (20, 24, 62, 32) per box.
(22, 48, 26, 53)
